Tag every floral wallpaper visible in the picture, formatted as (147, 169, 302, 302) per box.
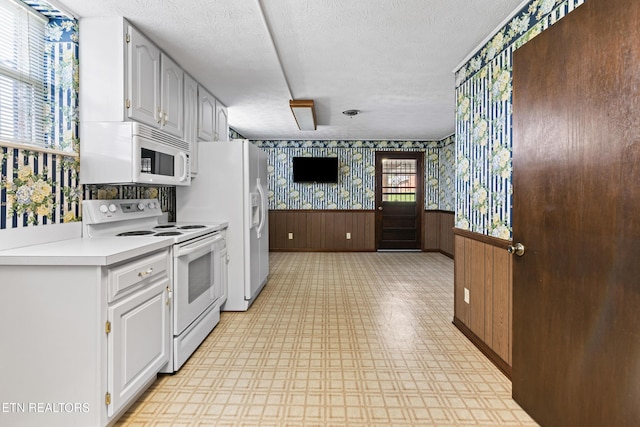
(253, 139, 454, 211)
(438, 135, 455, 211)
(229, 129, 245, 140)
(1, 149, 79, 228)
(45, 17, 79, 152)
(454, 0, 585, 239)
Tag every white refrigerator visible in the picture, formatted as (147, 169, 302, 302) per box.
(176, 139, 269, 311)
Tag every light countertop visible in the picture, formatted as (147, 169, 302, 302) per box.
(0, 236, 174, 266)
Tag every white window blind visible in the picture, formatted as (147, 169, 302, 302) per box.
(0, 0, 47, 147)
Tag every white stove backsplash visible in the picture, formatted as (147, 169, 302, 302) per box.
(83, 184, 176, 222)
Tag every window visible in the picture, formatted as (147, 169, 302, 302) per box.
(381, 158, 417, 202)
(0, 0, 47, 147)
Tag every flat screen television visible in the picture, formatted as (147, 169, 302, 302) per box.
(292, 156, 339, 183)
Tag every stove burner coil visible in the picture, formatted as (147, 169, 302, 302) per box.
(154, 231, 183, 236)
(117, 230, 155, 236)
(154, 225, 176, 229)
(178, 225, 206, 229)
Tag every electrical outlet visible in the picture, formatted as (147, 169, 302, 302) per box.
(288, 232, 293, 240)
(346, 232, 351, 240)
(464, 288, 470, 304)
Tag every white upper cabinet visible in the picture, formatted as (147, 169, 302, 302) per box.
(216, 101, 229, 141)
(78, 16, 129, 123)
(128, 25, 184, 138)
(159, 54, 184, 137)
(198, 85, 216, 141)
(79, 16, 227, 150)
(198, 85, 229, 142)
(78, 17, 184, 139)
(127, 25, 160, 128)
(184, 74, 199, 175)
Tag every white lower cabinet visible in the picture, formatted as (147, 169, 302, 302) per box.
(107, 278, 170, 417)
(0, 248, 171, 427)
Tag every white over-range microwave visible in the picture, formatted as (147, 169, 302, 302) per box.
(80, 122, 191, 186)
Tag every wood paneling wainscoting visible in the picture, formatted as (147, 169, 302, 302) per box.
(453, 228, 512, 378)
(423, 210, 454, 258)
(269, 210, 376, 251)
(270, 210, 454, 254)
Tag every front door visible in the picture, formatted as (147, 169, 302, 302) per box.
(375, 152, 423, 250)
(511, 0, 640, 425)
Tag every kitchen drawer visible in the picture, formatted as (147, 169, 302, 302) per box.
(108, 250, 169, 302)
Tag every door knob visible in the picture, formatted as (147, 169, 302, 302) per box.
(378, 206, 383, 211)
(507, 242, 525, 256)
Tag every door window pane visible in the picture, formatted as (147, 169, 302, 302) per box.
(381, 158, 417, 202)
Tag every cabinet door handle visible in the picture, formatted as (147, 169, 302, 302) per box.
(159, 112, 167, 126)
(138, 268, 153, 278)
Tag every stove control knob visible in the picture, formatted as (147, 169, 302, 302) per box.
(99, 204, 109, 214)
(137, 202, 145, 211)
(108, 204, 117, 213)
(148, 201, 157, 209)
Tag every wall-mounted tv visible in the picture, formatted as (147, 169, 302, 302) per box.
(292, 156, 339, 183)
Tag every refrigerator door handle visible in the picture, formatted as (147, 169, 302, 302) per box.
(256, 178, 266, 239)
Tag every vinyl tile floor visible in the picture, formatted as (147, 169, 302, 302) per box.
(116, 252, 537, 426)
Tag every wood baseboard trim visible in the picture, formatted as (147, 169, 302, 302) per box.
(452, 317, 512, 380)
(441, 251, 454, 259)
(423, 249, 454, 259)
(270, 249, 376, 253)
(271, 249, 451, 256)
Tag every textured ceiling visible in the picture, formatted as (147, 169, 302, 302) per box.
(55, 0, 526, 141)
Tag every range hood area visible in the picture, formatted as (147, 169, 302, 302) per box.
(80, 121, 191, 186)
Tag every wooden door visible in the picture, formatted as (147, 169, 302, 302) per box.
(511, 0, 640, 425)
(375, 152, 423, 250)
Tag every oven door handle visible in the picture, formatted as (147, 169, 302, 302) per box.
(175, 236, 221, 258)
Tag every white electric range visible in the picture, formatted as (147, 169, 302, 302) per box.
(82, 198, 228, 372)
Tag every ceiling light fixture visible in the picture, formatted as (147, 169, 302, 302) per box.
(290, 99, 317, 131)
(342, 109, 360, 117)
